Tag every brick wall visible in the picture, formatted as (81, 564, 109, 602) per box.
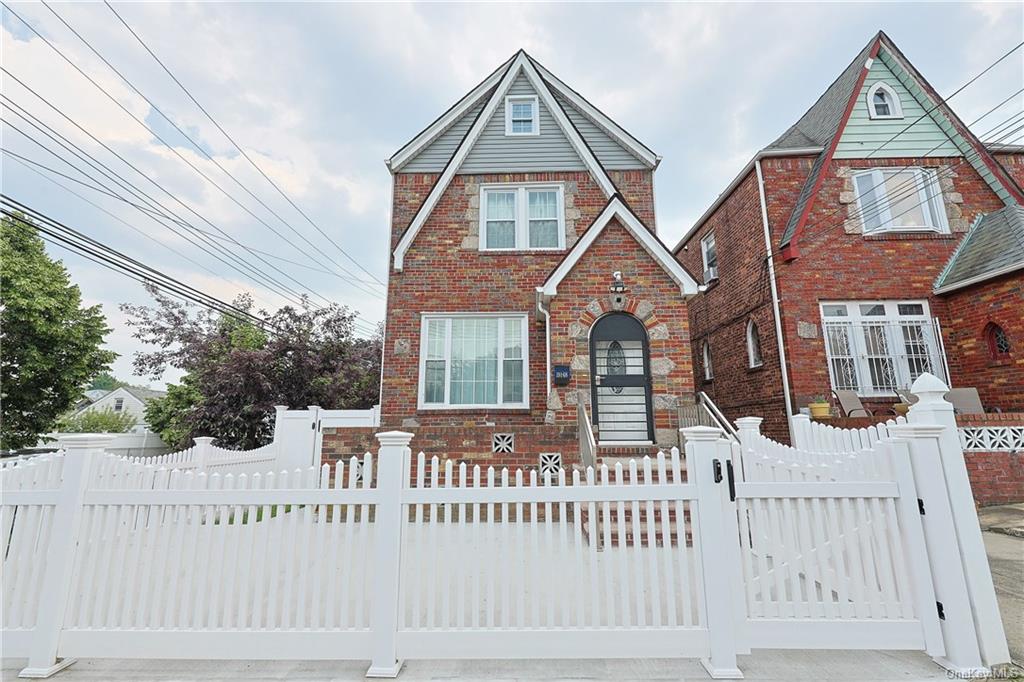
(940, 271, 1024, 412)
(675, 166, 792, 441)
(379, 170, 689, 467)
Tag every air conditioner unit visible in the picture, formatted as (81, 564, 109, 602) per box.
(703, 266, 719, 283)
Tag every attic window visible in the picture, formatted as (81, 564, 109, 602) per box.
(505, 96, 539, 136)
(867, 82, 903, 120)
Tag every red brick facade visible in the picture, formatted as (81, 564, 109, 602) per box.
(678, 152, 1024, 442)
(322, 169, 694, 468)
(940, 271, 1024, 412)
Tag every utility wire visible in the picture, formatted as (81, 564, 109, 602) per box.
(104, 0, 388, 287)
(0, 102, 317, 309)
(0, 5, 382, 305)
(42, 1, 386, 294)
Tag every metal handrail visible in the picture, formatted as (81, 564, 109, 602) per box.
(698, 392, 739, 441)
(578, 401, 597, 470)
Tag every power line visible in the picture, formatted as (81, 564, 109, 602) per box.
(2, 153, 381, 336)
(103, 0, 388, 288)
(0, 3, 382, 305)
(0, 102, 319, 309)
(1, 199, 280, 331)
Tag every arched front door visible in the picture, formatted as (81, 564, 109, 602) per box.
(589, 313, 654, 443)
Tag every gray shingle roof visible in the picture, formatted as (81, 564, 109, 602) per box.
(122, 386, 167, 403)
(774, 35, 879, 248)
(935, 204, 1024, 292)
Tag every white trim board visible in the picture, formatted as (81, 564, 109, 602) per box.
(540, 197, 699, 298)
(392, 52, 618, 271)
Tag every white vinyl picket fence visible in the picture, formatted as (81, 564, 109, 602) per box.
(1, 375, 1010, 679)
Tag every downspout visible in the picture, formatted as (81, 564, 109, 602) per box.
(755, 159, 794, 425)
(535, 287, 551, 397)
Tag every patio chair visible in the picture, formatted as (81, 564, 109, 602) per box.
(832, 390, 898, 418)
(945, 387, 987, 415)
(895, 389, 918, 405)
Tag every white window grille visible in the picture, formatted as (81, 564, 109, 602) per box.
(820, 300, 948, 397)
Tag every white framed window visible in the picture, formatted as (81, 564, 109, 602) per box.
(113, 398, 124, 412)
(852, 167, 948, 234)
(866, 82, 903, 120)
(702, 340, 713, 381)
(746, 320, 763, 368)
(419, 313, 529, 409)
(504, 95, 539, 136)
(700, 232, 718, 282)
(480, 184, 564, 251)
(820, 300, 947, 397)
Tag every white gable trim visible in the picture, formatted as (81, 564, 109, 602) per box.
(387, 55, 513, 173)
(540, 198, 699, 298)
(530, 59, 660, 169)
(392, 53, 617, 271)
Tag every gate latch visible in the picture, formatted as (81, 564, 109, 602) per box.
(725, 460, 737, 502)
(713, 459, 723, 483)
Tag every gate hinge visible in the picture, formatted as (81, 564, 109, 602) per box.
(936, 601, 945, 620)
(918, 498, 926, 515)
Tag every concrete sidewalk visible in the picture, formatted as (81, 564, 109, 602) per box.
(980, 503, 1024, 669)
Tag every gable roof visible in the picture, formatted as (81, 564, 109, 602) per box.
(388, 52, 658, 173)
(539, 195, 699, 298)
(391, 51, 633, 270)
(770, 31, 1024, 255)
(934, 203, 1024, 293)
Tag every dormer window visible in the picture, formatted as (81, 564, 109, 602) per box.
(505, 96, 539, 136)
(866, 82, 903, 120)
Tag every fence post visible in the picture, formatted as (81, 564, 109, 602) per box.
(683, 426, 744, 680)
(21, 435, 112, 678)
(887, 421, 986, 675)
(789, 413, 811, 449)
(193, 436, 214, 472)
(366, 430, 412, 678)
(905, 372, 1010, 669)
(734, 417, 762, 482)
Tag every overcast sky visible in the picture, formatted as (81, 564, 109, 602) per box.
(2, 2, 1021, 389)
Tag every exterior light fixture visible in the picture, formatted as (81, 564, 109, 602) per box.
(609, 271, 627, 295)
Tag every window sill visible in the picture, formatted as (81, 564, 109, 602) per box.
(417, 406, 532, 413)
(987, 356, 1014, 368)
(701, 378, 714, 386)
(747, 364, 765, 374)
(478, 248, 565, 254)
(863, 231, 954, 241)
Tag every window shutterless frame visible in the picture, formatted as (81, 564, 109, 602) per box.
(417, 313, 530, 410)
(479, 183, 565, 251)
(852, 167, 949, 234)
(504, 95, 540, 136)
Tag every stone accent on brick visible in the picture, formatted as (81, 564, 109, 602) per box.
(650, 356, 675, 377)
(797, 321, 818, 339)
(393, 338, 411, 356)
(547, 389, 563, 411)
(653, 393, 678, 410)
(635, 300, 655, 321)
(570, 354, 590, 371)
(648, 322, 669, 341)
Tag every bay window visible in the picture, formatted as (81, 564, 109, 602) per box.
(852, 168, 948, 234)
(419, 314, 529, 409)
(480, 184, 564, 250)
(820, 300, 947, 396)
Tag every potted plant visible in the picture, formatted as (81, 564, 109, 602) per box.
(893, 401, 911, 416)
(807, 395, 832, 419)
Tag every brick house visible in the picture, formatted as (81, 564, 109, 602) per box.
(674, 31, 1024, 442)
(324, 51, 700, 469)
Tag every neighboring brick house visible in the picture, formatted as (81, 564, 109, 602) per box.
(674, 31, 1024, 442)
(934, 204, 1024, 411)
(324, 51, 699, 469)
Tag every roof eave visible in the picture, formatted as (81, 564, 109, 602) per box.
(934, 261, 1024, 295)
(672, 146, 824, 254)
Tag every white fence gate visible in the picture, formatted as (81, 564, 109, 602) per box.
(1, 375, 1009, 679)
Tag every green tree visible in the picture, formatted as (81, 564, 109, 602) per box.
(0, 213, 116, 449)
(57, 407, 136, 433)
(88, 371, 129, 391)
(124, 284, 381, 449)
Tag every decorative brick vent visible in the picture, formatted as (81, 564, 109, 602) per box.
(492, 433, 515, 454)
(538, 452, 562, 478)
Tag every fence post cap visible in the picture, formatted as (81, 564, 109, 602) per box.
(274, 405, 288, 413)
(909, 373, 952, 409)
(735, 416, 763, 428)
(57, 433, 116, 451)
(307, 405, 321, 411)
(791, 413, 811, 422)
(193, 437, 216, 446)
(375, 431, 414, 447)
(680, 425, 723, 442)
